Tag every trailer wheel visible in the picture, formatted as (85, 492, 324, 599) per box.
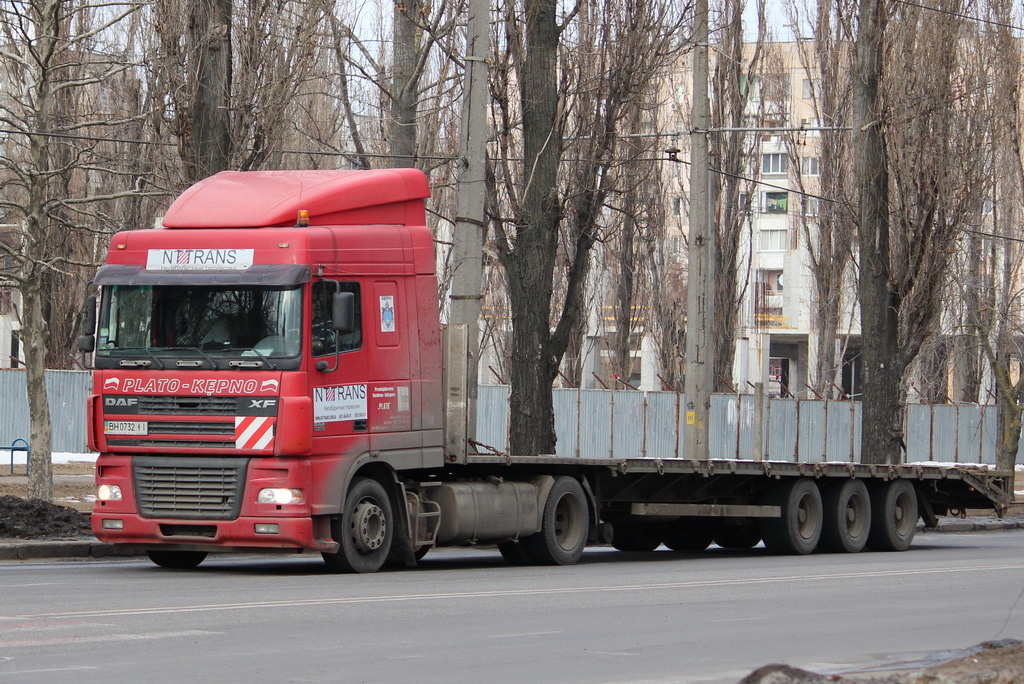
(662, 519, 713, 552)
(867, 479, 918, 552)
(759, 478, 822, 555)
(497, 540, 535, 566)
(523, 476, 589, 565)
(818, 479, 871, 553)
(322, 477, 394, 573)
(610, 518, 663, 552)
(713, 522, 761, 549)
(145, 550, 207, 569)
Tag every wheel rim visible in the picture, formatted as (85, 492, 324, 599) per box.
(352, 499, 387, 553)
(893, 489, 915, 537)
(796, 493, 816, 540)
(846, 492, 868, 537)
(553, 493, 585, 551)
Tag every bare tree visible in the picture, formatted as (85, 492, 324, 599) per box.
(786, 0, 858, 397)
(487, 0, 686, 454)
(0, 0, 146, 500)
(854, 0, 988, 465)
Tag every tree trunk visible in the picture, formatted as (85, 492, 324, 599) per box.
(390, 0, 421, 167)
(186, 0, 232, 182)
(853, 0, 903, 465)
(23, 279, 53, 502)
(502, 0, 562, 456)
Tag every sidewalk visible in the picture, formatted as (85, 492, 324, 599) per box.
(1, 515, 1022, 561)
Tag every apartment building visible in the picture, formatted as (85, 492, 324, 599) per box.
(670, 41, 863, 399)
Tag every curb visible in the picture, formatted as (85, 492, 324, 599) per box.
(0, 539, 142, 561)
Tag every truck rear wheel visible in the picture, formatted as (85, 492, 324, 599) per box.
(610, 518, 663, 552)
(759, 478, 822, 555)
(323, 477, 394, 573)
(146, 550, 207, 569)
(819, 479, 871, 553)
(867, 479, 918, 551)
(662, 519, 713, 552)
(523, 476, 589, 565)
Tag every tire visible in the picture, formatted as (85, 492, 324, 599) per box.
(610, 518, 663, 552)
(818, 479, 871, 553)
(759, 478, 822, 555)
(322, 477, 395, 573)
(523, 477, 589, 565)
(662, 519, 713, 552)
(713, 522, 761, 549)
(146, 550, 207, 569)
(867, 479, 918, 552)
(498, 540, 535, 566)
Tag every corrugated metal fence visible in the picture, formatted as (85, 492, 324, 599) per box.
(0, 372, 1010, 464)
(0, 370, 91, 453)
(478, 386, 1008, 465)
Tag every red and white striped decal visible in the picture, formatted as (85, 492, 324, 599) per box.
(235, 416, 275, 450)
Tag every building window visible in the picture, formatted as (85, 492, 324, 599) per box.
(762, 153, 788, 175)
(801, 196, 820, 217)
(764, 191, 788, 214)
(802, 78, 821, 100)
(760, 269, 784, 292)
(738, 191, 751, 214)
(800, 117, 822, 137)
(672, 197, 682, 217)
(760, 229, 787, 251)
(800, 156, 820, 177)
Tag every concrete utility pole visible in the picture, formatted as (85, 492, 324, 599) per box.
(449, 0, 489, 450)
(684, 0, 715, 462)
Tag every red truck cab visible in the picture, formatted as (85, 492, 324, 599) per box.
(87, 169, 444, 567)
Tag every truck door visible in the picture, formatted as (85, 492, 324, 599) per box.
(309, 279, 370, 441)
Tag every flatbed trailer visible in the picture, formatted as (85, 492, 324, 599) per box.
(79, 169, 1013, 572)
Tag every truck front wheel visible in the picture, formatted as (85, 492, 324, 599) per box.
(323, 477, 394, 573)
(524, 476, 589, 565)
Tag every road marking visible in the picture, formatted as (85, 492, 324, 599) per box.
(4, 563, 1020, 621)
(2, 666, 98, 675)
(489, 630, 562, 638)
(0, 630, 218, 648)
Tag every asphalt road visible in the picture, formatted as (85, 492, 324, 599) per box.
(2, 531, 1023, 684)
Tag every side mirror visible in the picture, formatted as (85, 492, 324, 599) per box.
(77, 294, 97, 353)
(77, 334, 95, 353)
(332, 291, 355, 334)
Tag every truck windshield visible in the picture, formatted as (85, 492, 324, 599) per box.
(96, 284, 302, 358)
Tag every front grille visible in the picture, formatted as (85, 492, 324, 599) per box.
(135, 396, 238, 415)
(134, 456, 248, 520)
(145, 420, 234, 435)
(110, 438, 235, 449)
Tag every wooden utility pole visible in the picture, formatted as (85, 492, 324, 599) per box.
(684, 0, 715, 461)
(449, 0, 489, 452)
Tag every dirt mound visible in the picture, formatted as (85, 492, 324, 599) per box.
(0, 495, 93, 539)
(740, 639, 1024, 683)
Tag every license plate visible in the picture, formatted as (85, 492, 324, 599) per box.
(104, 420, 148, 436)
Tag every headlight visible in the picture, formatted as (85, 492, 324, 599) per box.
(97, 484, 122, 501)
(257, 488, 304, 505)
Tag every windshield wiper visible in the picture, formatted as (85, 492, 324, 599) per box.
(172, 346, 218, 369)
(228, 346, 277, 370)
(115, 347, 165, 369)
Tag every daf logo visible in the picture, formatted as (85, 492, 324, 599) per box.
(249, 399, 277, 409)
(105, 397, 138, 407)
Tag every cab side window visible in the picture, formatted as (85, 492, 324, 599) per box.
(312, 281, 361, 356)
